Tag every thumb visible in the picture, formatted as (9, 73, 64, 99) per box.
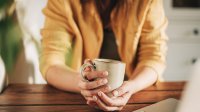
(112, 82, 128, 97)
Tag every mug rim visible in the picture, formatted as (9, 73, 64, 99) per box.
(93, 58, 125, 65)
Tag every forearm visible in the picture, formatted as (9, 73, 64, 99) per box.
(128, 66, 158, 94)
(46, 65, 81, 93)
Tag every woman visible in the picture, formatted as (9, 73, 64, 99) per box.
(40, 0, 168, 111)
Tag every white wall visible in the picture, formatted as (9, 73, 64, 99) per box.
(163, 1, 200, 81)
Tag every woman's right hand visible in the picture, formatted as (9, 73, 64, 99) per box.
(78, 59, 111, 102)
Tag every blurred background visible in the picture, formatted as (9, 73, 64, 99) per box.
(0, 0, 200, 84)
(0, 0, 47, 84)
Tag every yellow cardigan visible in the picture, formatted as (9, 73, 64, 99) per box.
(40, 0, 168, 81)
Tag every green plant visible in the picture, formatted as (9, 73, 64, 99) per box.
(0, 0, 22, 73)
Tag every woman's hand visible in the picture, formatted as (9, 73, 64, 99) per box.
(78, 59, 111, 101)
(87, 81, 134, 111)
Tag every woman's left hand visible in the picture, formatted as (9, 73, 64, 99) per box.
(87, 81, 134, 111)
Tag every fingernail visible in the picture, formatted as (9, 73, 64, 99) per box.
(84, 67, 90, 71)
(93, 96, 97, 101)
(98, 91, 102, 96)
(102, 79, 108, 84)
(113, 91, 118, 96)
(103, 71, 108, 76)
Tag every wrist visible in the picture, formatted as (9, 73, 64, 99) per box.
(76, 73, 82, 93)
(127, 79, 138, 94)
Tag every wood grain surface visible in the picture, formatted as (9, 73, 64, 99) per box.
(0, 82, 185, 112)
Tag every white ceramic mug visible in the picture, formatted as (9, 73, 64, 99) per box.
(80, 59, 126, 92)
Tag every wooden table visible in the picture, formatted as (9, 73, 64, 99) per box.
(0, 82, 185, 112)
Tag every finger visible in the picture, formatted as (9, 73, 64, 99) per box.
(87, 100, 97, 107)
(84, 59, 93, 64)
(83, 59, 93, 72)
(119, 106, 124, 111)
(79, 78, 108, 90)
(80, 85, 111, 97)
(92, 96, 122, 111)
(97, 91, 126, 106)
(84, 67, 91, 72)
(84, 71, 108, 80)
(112, 84, 128, 97)
(84, 96, 93, 101)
